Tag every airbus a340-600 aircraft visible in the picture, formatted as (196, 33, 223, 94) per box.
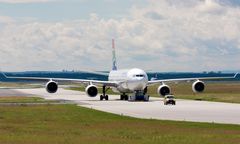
(2, 39, 238, 101)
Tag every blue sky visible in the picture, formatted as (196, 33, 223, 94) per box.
(0, 0, 239, 72)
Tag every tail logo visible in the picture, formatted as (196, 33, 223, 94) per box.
(112, 39, 117, 71)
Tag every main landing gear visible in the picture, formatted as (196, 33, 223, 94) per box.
(120, 93, 128, 101)
(100, 85, 110, 101)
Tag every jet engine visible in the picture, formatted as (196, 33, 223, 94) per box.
(192, 80, 205, 93)
(46, 81, 58, 93)
(157, 84, 171, 96)
(85, 85, 98, 97)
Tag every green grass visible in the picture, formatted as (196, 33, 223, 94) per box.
(69, 82, 240, 103)
(0, 96, 58, 103)
(157, 82, 240, 103)
(0, 103, 239, 144)
(0, 82, 41, 88)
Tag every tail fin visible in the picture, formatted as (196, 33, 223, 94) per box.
(112, 39, 117, 71)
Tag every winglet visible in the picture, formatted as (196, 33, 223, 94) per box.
(234, 72, 239, 78)
(0, 71, 8, 79)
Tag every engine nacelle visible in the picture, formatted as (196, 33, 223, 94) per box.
(157, 84, 171, 96)
(85, 85, 98, 97)
(45, 81, 58, 93)
(192, 80, 205, 93)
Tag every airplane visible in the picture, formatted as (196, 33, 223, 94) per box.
(1, 39, 239, 101)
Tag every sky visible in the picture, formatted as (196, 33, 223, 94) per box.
(0, 0, 240, 72)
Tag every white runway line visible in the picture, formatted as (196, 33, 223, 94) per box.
(15, 88, 240, 125)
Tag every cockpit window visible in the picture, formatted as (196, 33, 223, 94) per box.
(135, 75, 145, 77)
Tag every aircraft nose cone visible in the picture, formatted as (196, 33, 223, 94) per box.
(127, 68, 148, 91)
(136, 82, 146, 90)
(128, 78, 147, 91)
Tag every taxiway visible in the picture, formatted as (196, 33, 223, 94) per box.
(2, 88, 240, 125)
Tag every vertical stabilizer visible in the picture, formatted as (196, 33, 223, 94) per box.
(112, 39, 117, 71)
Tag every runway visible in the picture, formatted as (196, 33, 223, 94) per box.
(2, 88, 240, 125)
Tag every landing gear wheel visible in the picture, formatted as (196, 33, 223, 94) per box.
(120, 94, 128, 100)
(124, 95, 128, 101)
(100, 95, 104, 101)
(120, 95, 124, 100)
(105, 95, 109, 101)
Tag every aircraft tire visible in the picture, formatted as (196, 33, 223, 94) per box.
(120, 95, 124, 100)
(105, 95, 109, 100)
(124, 95, 128, 101)
(100, 95, 103, 101)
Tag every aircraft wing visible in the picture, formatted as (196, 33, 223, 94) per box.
(1, 72, 118, 87)
(148, 73, 238, 85)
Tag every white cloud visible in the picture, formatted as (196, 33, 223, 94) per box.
(0, 0, 240, 72)
(0, 15, 15, 23)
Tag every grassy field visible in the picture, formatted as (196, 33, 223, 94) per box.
(69, 82, 240, 103)
(0, 97, 239, 144)
(0, 96, 59, 103)
(149, 82, 240, 103)
(0, 82, 41, 88)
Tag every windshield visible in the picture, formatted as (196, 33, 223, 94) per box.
(134, 74, 145, 77)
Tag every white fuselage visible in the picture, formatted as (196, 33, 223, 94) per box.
(108, 68, 148, 93)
